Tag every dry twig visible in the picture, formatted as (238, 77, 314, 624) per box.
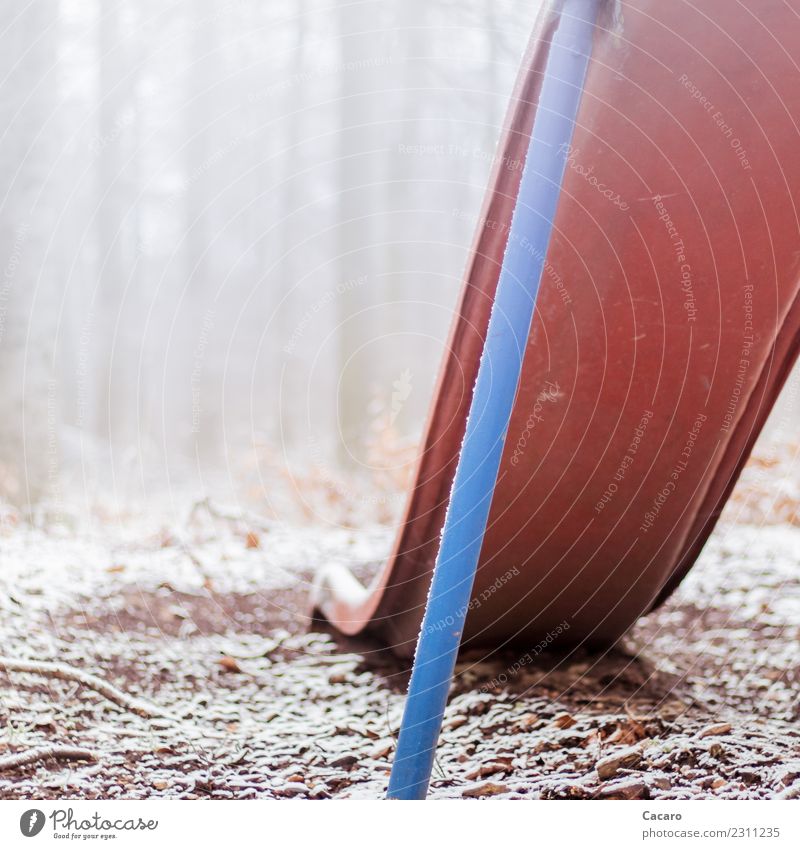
(189, 496, 272, 533)
(0, 746, 97, 772)
(0, 656, 164, 718)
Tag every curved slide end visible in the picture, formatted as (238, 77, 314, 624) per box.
(310, 564, 373, 638)
(312, 0, 800, 659)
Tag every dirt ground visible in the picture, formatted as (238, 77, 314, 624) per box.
(0, 450, 799, 800)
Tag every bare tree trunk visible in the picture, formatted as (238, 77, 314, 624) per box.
(336, 0, 386, 465)
(276, 0, 307, 451)
(0, 0, 61, 507)
(183, 0, 221, 464)
(94, 0, 141, 450)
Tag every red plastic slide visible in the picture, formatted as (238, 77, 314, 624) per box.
(313, 0, 800, 658)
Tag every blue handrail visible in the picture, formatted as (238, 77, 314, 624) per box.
(386, 0, 601, 800)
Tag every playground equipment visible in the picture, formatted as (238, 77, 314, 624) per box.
(313, 0, 800, 799)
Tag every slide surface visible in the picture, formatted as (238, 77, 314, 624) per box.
(313, 0, 800, 657)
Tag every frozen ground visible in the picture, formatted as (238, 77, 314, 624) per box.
(0, 454, 798, 800)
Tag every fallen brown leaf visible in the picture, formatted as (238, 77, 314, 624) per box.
(596, 745, 643, 780)
(465, 762, 506, 781)
(369, 742, 393, 760)
(595, 777, 648, 799)
(217, 656, 243, 673)
(607, 719, 647, 746)
(462, 781, 509, 798)
(697, 723, 732, 739)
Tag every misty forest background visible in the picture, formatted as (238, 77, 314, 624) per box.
(1, 0, 797, 528)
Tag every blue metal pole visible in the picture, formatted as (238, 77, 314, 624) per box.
(386, 0, 601, 800)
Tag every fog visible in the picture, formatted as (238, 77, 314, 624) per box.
(0, 0, 542, 512)
(2, 0, 796, 518)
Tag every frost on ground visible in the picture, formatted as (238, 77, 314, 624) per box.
(0, 452, 799, 801)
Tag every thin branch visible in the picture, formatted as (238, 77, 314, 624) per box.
(189, 495, 273, 534)
(177, 540, 214, 589)
(0, 656, 165, 718)
(0, 746, 97, 772)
